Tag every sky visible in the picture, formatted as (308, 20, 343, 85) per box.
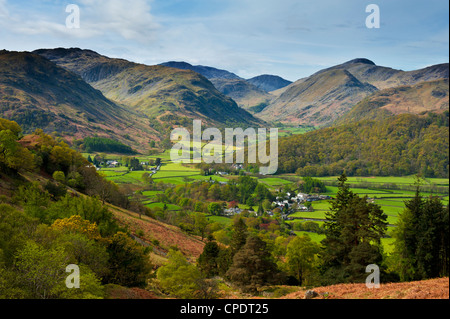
(0, 0, 448, 81)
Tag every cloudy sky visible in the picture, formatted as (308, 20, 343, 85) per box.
(0, 0, 448, 81)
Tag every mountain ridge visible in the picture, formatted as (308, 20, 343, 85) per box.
(0, 50, 158, 150)
(34, 48, 263, 128)
(257, 58, 449, 126)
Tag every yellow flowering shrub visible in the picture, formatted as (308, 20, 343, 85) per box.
(52, 215, 101, 240)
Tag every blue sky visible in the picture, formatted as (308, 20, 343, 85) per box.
(0, 0, 448, 81)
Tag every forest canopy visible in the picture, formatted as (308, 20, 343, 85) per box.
(83, 137, 135, 154)
(277, 112, 449, 178)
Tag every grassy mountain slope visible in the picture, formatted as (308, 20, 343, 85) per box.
(0, 50, 158, 150)
(313, 58, 449, 90)
(338, 79, 449, 124)
(209, 77, 274, 110)
(258, 59, 448, 126)
(35, 48, 262, 128)
(258, 68, 378, 126)
(160, 60, 274, 110)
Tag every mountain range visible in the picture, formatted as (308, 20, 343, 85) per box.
(258, 58, 449, 126)
(160, 61, 292, 110)
(34, 48, 262, 129)
(0, 48, 448, 150)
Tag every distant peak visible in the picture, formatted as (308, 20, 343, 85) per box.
(33, 47, 100, 57)
(343, 58, 376, 66)
(160, 61, 193, 68)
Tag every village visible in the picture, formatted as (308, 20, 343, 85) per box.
(223, 190, 333, 221)
(91, 156, 162, 177)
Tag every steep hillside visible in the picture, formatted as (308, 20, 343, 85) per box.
(322, 58, 449, 90)
(257, 59, 448, 126)
(160, 60, 274, 110)
(35, 48, 262, 128)
(247, 74, 292, 92)
(258, 68, 378, 126)
(209, 78, 274, 110)
(277, 111, 449, 178)
(338, 79, 449, 124)
(109, 204, 205, 262)
(0, 50, 157, 149)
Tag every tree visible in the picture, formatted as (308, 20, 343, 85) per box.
(320, 174, 388, 284)
(286, 234, 320, 286)
(52, 171, 66, 184)
(208, 202, 223, 216)
(393, 186, 449, 281)
(226, 235, 281, 294)
(230, 217, 248, 256)
(157, 249, 211, 299)
(237, 176, 258, 203)
(13, 241, 71, 299)
(197, 238, 221, 277)
(257, 202, 264, 216)
(208, 184, 222, 200)
(141, 172, 153, 184)
(194, 212, 209, 241)
(0, 126, 35, 172)
(104, 232, 151, 287)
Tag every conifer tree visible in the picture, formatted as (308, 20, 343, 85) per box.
(320, 174, 388, 284)
(198, 237, 220, 277)
(226, 235, 281, 294)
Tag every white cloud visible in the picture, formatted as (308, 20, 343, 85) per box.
(0, 0, 447, 81)
(0, 0, 159, 42)
(78, 0, 160, 42)
(0, 0, 8, 18)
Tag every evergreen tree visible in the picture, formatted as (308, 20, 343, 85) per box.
(394, 186, 449, 280)
(320, 174, 388, 284)
(230, 217, 248, 256)
(257, 202, 264, 216)
(197, 237, 220, 277)
(226, 235, 281, 294)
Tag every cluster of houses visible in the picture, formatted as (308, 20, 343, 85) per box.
(97, 159, 161, 175)
(222, 191, 333, 220)
(272, 192, 332, 210)
(105, 160, 119, 168)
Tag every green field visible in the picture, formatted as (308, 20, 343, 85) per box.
(278, 126, 317, 137)
(85, 151, 448, 255)
(205, 215, 233, 226)
(295, 230, 396, 255)
(144, 202, 181, 211)
(290, 210, 327, 220)
(294, 231, 326, 242)
(259, 177, 294, 187)
(187, 174, 229, 183)
(318, 175, 449, 186)
(142, 190, 163, 198)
